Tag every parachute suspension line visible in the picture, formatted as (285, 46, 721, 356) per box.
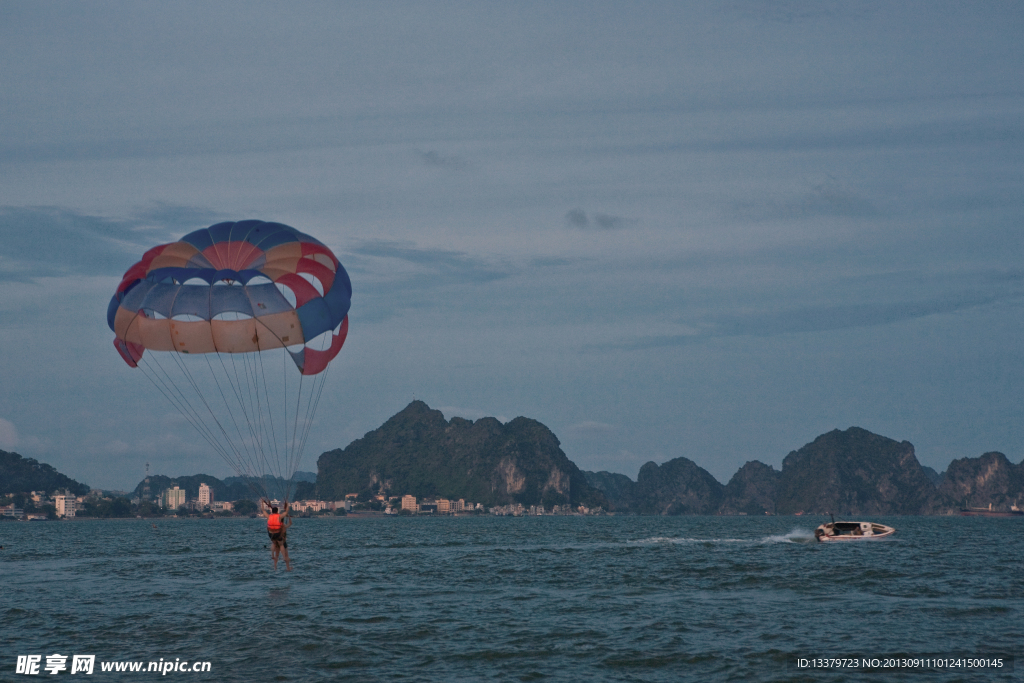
(242, 349, 277, 502)
(168, 350, 258, 488)
(286, 358, 303, 501)
(291, 331, 336, 485)
(219, 348, 278, 501)
(143, 354, 234, 466)
(239, 347, 278, 501)
(203, 353, 263, 477)
(255, 346, 286, 492)
(216, 351, 262, 493)
(176, 352, 254, 484)
(136, 356, 230, 466)
(284, 349, 298, 504)
(297, 371, 323, 472)
(234, 348, 273, 499)
(210, 351, 271, 501)
(171, 352, 264, 497)
(136, 352, 253, 492)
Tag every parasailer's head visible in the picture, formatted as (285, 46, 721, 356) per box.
(271, 506, 278, 514)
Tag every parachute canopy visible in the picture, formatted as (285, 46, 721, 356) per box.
(108, 221, 351, 501)
(108, 220, 351, 375)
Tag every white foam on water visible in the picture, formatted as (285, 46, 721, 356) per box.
(630, 528, 816, 545)
(630, 536, 751, 545)
(762, 528, 816, 544)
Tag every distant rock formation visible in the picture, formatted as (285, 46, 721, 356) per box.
(938, 452, 1023, 510)
(0, 449, 89, 495)
(633, 456, 724, 515)
(719, 461, 780, 515)
(584, 427, 1020, 515)
(920, 465, 943, 488)
(109, 411, 1024, 515)
(316, 401, 605, 508)
(588, 458, 779, 516)
(775, 428, 940, 515)
(583, 470, 638, 512)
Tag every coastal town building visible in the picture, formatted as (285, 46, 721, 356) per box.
(1, 504, 24, 518)
(401, 495, 417, 512)
(197, 483, 213, 509)
(163, 486, 186, 510)
(54, 494, 76, 518)
(291, 500, 327, 513)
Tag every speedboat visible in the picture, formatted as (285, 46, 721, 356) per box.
(815, 518, 895, 542)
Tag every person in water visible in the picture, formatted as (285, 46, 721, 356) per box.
(263, 500, 292, 571)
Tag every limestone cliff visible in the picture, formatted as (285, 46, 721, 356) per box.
(775, 428, 941, 515)
(938, 452, 1023, 510)
(316, 401, 605, 507)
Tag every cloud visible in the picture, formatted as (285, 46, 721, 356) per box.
(416, 149, 468, 170)
(350, 240, 513, 286)
(342, 240, 517, 323)
(0, 418, 18, 450)
(565, 420, 616, 435)
(564, 209, 629, 230)
(0, 205, 212, 282)
(732, 177, 878, 221)
(565, 209, 588, 228)
(618, 288, 1023, 350)
(132, 202, 225, 233)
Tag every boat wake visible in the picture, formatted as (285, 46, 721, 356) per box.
(631, 529, 816, 545)
(763, 528, 816, 544)
(631, 536, 749, 545)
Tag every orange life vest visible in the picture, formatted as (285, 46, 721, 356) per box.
(267, 513, 283, 531)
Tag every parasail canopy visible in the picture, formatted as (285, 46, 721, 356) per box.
(108, 220, 351, 502)
(109, 220, 351, 375)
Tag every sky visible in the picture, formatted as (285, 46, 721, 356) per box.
(1, 1, 1023, 492)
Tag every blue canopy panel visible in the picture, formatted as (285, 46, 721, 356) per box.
(180, 220, 312, 253)
(117, 282, 296, 323)
(296, 298, 335, 340)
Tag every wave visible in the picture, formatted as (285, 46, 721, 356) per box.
(763, 528, 816, 544)
(630, 529, 816, 545)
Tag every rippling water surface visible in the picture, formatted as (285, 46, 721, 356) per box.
(3, 516, 1021, 681)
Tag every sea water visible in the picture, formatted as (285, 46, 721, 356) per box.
(2, 515, 1020, 682)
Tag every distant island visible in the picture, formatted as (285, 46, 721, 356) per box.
(4, 401, 1023, 518)
(318, 402, 1024, 516)
(316, 401, 605, 510)
(586, 427, 1023, 516)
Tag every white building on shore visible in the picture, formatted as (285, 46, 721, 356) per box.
(55, 494, 76, 518)
(164, 486, 186, 510)
(197, 483, 213, 509)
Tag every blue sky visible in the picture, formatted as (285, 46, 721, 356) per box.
(1, 1, 1022, 491)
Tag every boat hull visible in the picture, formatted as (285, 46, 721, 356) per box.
(815, 521, 895, 542)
